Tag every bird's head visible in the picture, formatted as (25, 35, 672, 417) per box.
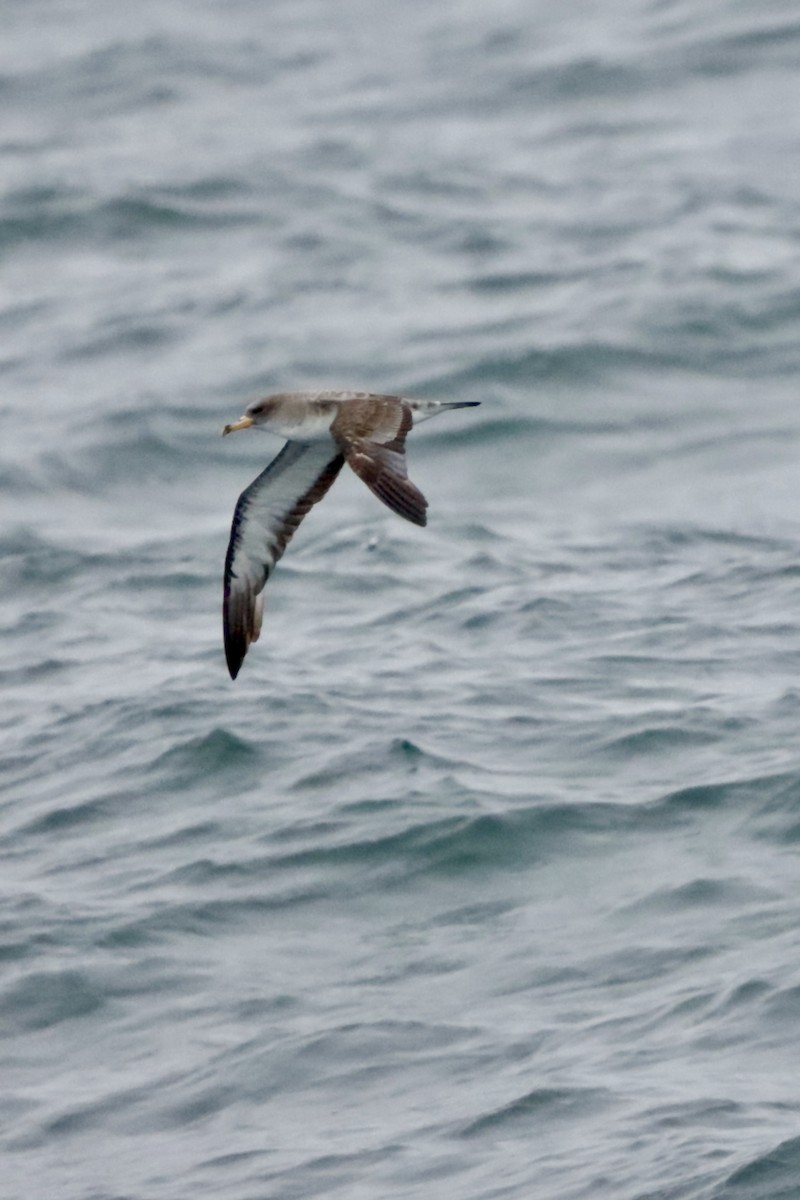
(222, 396, 277, 436)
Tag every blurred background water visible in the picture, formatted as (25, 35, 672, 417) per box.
(3, 1, 800, 1197)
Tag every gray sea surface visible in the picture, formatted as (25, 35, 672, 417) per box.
(3, 1, 800, 1197)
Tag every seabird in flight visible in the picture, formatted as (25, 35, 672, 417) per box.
(221, 390, 479, 679)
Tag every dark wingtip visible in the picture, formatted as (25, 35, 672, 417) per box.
(224, 638, 243, 680)
(223, 603, 245, 680)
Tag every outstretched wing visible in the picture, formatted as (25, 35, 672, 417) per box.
(223, 442, 344, 678)
(332, 398, 428, 527)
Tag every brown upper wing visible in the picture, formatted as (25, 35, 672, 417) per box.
(331, 397, 428, 527)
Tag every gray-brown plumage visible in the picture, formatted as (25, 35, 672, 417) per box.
(221, 390, 479, 678)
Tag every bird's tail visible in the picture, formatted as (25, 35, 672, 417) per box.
(407, 399, 481, 424)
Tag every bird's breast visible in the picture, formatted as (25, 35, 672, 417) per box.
(264, 409, 337, 444)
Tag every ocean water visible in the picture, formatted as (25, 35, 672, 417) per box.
(3, 1, 800, 1197)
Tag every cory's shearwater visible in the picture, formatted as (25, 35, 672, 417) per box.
(221, 390, 480, 679)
